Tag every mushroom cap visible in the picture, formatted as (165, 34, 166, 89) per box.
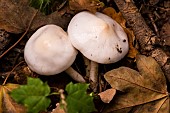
(68, 11, 129, 64)
(24, 25, 78, 75)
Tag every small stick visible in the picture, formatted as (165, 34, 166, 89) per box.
(148, 13, 159, 37)
(65, 67, 86, 83)
(3, 61, 24, 85)
(0, 10, 38, 59)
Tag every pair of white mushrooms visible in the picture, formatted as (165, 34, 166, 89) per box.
(24, 11, 129, 84)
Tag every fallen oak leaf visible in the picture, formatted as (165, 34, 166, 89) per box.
(0, 0, 70, 34)
(103, 55, 169, 113)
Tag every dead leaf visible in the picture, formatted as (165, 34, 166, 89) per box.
(103, 55, 169, 113)
(68, 0, 104, 13)
(103, 7, 126, 28)
(124, 28, 139, 58)
(0, 0, 70, 34)
(98, 88, 116, 103)
(103, 7, 138, 58)
(51, 103, 66, 113)
(0, 83, 26, 113)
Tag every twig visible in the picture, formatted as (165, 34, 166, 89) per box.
(1, 10, 39, 84)
(148, 13, 159, 37)
(0, 10, 39, 59)
(2, 61, 24, 85)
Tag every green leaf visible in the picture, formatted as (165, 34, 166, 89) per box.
(66, 82, 89, 95)
(65, 82, 96, 113)
(10, 77, 51, 113)
(29, 0, 51, 14)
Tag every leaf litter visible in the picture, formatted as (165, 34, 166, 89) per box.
(0, 0, 169, 112)
(10, 77, 51, 113)
(103, 7, 138, 58)
(0, 0, 70, 34)
(103, 55, 169, 113)
(0, 83, 26, 113)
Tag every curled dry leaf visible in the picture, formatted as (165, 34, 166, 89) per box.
(103, 55, 169, 113)
(103, 7, 138, 58)
(0, 0, 70, 34)
(69, 0, 104, 13)
(0, 83, 26, 113)
(98, 88, 116, 103)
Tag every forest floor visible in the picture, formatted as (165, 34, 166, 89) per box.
(0, 0, 170, 113)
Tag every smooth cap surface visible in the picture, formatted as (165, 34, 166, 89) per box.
(68, 11, 129, 64)
(24, 24, 78, 75)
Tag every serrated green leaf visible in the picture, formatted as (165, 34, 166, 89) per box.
(10, 77, 51, 113)
(65, 82, 96, 113)
(66, 82, 89, 95)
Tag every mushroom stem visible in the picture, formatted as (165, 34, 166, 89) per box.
(83, 55, 91, 78)
(65, 67, 86, 83)
(89, 61, 99, 92)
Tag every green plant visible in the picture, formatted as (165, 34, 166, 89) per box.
(65, 82, 96, 113)
(29, 0, 51, 14)
(10, 77, 51, 113)
(10, 77, 96, 113)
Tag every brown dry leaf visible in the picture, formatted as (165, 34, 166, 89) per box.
(0, 83, 26, 113)
(103, 7, 126, 28)
(103, 7, 138, 58)
(124, 28, 139, 58)
(51, 103, 66, 113)
(0, 0, 70, 34)
(98, 88, 116, 103)
(68, 0, 104, 13)
(103, 55, 169, 113)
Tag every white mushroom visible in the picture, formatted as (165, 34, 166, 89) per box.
(68, 11, 129, 91)
(24, 24, 85, 83)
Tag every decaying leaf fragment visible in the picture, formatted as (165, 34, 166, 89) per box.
(51, 103, 66, 113)
(98, 88, 116, 103)
(103, 7, 126, 28)
(0, 83, 26, 113)
(0, 0, 70, 34)
(69, 0, 104, 13)
(103, 55, 169, 113)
